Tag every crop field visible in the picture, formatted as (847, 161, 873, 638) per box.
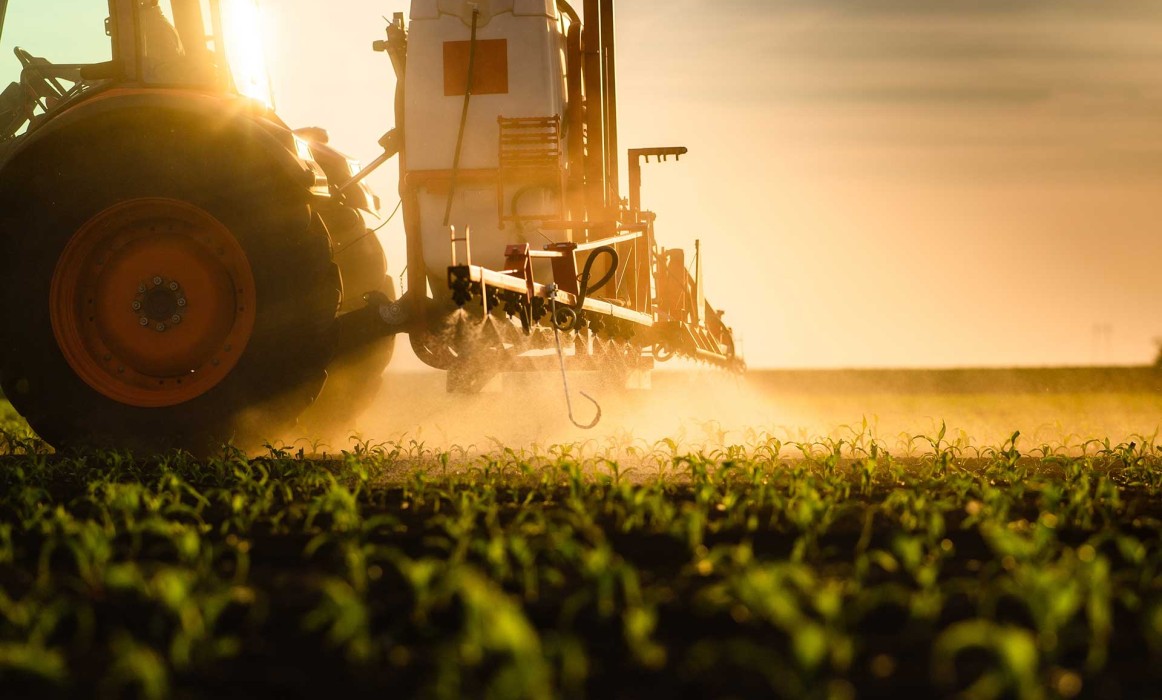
(1, 368, 1162, 698)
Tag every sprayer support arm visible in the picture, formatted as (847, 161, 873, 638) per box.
(337, 129, 401, 193)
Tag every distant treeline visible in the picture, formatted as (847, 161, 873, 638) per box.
(732, 366, 1162, 396)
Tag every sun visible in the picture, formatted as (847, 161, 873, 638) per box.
(220, 0, 273, 108)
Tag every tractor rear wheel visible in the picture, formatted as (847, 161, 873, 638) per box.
(0, 108, 339, 454)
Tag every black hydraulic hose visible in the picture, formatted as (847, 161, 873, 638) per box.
(574, 245, 618, 311)
(0, 1, 8, 48)
(552, 245, 618, 331)
(556, 0, 580, 26)
(442, 8, 480, 227)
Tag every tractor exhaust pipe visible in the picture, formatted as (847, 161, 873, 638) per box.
(0, 0, 9, 47)
(582, 0, 606, 225)
(599, 0, 618, 206)
(580, 0, 620, 225)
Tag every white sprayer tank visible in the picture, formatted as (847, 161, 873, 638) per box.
(404, 0, 571, 296)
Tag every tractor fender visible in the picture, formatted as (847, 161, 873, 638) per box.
(0, 88, 328, 196)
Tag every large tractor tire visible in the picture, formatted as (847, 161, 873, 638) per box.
(297, 278, 396, 445)
(0, 107, 339, 454)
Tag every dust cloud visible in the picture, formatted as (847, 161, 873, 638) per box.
(292, 366, 772, 454)
(284, 364, 1162, 457)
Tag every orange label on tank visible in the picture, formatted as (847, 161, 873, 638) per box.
(443, 39, 510, 96)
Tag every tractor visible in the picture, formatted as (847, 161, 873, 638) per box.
(0, 0, 739, 454)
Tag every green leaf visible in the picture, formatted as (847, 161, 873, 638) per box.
(792, 624, 828, 672)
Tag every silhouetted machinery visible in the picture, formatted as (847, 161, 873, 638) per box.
(0, 0, 739, 452)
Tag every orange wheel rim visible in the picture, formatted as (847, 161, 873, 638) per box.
(50, 198, 257, 408)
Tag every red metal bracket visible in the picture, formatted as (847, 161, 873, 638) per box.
(546, 241, 580, 296)
(504, 243, 536, 307)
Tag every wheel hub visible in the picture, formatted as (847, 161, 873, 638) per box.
(50, 198, 257, 408)
(135, 276, 187, 332)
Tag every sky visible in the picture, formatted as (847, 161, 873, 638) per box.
(5, 0, 1162, 368)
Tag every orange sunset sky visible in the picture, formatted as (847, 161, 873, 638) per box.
(6, 0, 1162, 369)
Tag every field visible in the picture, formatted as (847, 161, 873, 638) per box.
(1, 368, 1162, 698)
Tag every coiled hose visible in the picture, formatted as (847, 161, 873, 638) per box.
(551, 245, 619, 331)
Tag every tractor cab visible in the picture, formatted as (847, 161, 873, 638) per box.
(0, 0, 270, 142)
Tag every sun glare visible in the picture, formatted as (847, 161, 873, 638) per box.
(220, 0, 273, 109)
